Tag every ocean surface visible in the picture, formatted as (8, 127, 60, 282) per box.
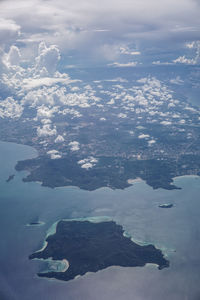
(0, 141, 200, 300)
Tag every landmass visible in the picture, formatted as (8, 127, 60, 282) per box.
(159, 204, 173, 208)
(15, 155, 200, 190)
(0, 74, 200, 191)
(6, 174, 15, 183)
(29, 220, 169, 281)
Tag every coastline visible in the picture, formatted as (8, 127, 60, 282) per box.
(62, 259, 69, 272)
(127, 178, 143, 184)
(173, 175, 199, 181)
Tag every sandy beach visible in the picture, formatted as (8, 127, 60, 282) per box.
(62, 259, 69, 272)
(127, 178, 143, 184)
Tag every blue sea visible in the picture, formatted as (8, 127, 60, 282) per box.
(0, 141, 200, 300)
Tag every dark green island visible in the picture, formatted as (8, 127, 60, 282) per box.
(29, 220, 169, 282)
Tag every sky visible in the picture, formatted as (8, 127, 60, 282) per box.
(0, 0, 200, 125)
(0, 0, 200, 65)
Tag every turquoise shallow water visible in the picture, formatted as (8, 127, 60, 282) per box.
(0, 141, 200, 300)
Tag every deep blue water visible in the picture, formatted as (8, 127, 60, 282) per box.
(0, 141, 200, 300)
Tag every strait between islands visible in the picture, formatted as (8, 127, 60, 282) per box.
(29, 220, 169, 282)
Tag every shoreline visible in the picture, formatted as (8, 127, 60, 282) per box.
(62, 259, 69, 272)
(173, 175, 199, 181)
(127, 178, 143, 184)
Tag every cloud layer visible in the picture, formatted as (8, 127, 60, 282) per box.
(0, 0, 200, 62)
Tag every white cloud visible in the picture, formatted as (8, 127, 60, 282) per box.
(173, 41, 200, 65)
(78, 156, 98, 169)
(119, 47, 141, 56)
(138, 134, 150, 139)
(108, 62, 138, 67)
(37, 124, 57, 137)
(4, 45, 21, 67)
(36, 106, 57, 119)
(0, 97, 23, 119)
(184, 106, 197, 112)
(160, 120, 172, 125)
(55, 135, 65, 143)
(1, 42, 102, 115)
(148, 139, 156, 146)
(40, 118, 52, 124)
(47, 149, 62, 159)
(69, 141, 80, 151)
(173, 55, 196, 65)
(35, 42, 61, 75)
(117, 113, 127, 118)
(59, 92, 96, 107)
(152, 61, 172, 65)
(0, 0, 200, 66)
(80, 163, 93, 169)
(185, 41, 195, 48)
(107, 98, 115, 105)
(170, 76, 184, 85)
(179, 119, 186, 124)
(59, 108, 82, 118)
(1, 0, 199, 52)
(22, 77, 71, 91)
(1, 42, 74, 96)
(104, 77, 128, 83)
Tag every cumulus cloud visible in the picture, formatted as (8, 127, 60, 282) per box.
(173, 41, 200, 65)
(160, 120, 172, 125)
(148, 139, 156, 146)
(1, 42, 73, 94)
(35, 42, 61, 75)
(22, 77, 71, 91)
(117, 113, 127, 118)
(4, 46, 21, 67)
(119, 46, 141, 56)
(47, 149, 62, 159)
(69, 141, 80, 151)
(0, 41, 105, 143)
(36, 106, 57, 119)
(37, 124, 57, 137)
(0, 97, 23, 119)
(59, 108, 82, 118)
(173, 56, 196, 65)
(138, 134, 150, 139)
(78, 156, 98, 169)
(179, 119, 186, 124)
(55, 135, 65, 143)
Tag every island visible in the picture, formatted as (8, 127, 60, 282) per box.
(6, 174, 15, 183)
(159, 204, 173, 208)
(27, 221, 44, 226)
(29, 220, 169, 282)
